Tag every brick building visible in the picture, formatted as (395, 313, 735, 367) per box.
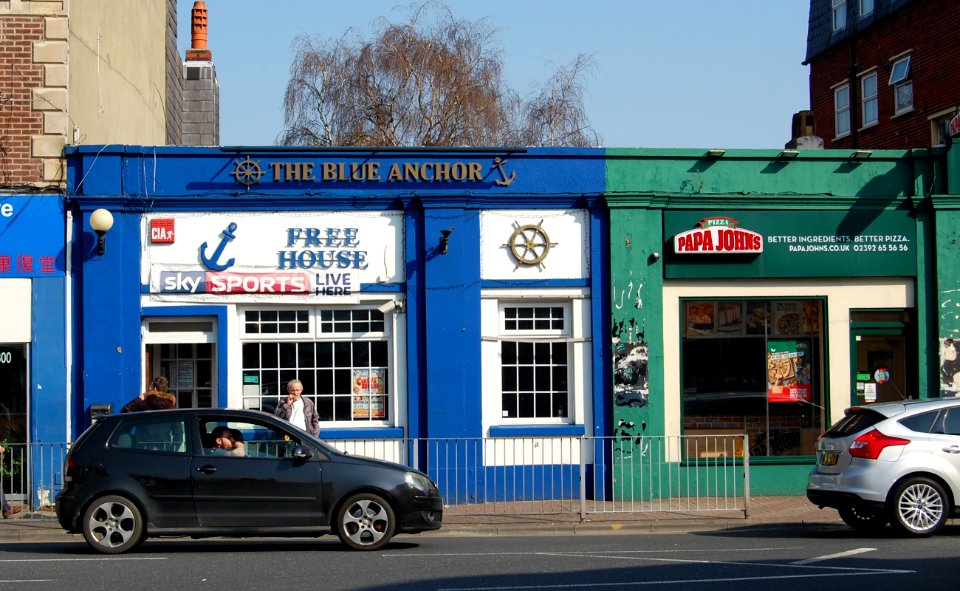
(805, 0, 960, 149)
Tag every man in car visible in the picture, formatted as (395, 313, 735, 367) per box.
(211, 426, 245, 457)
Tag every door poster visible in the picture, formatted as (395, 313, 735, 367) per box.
(351, 368, 386, 419)
(767, 339, 811, 402)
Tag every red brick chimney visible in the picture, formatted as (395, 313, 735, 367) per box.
(185, 1, 212, 61)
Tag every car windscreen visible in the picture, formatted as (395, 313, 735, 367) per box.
(822, 408, 885, 438)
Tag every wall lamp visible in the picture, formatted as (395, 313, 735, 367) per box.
(852, 149, 873, 159)
(439, 227, 453, 254)
(778, 149, 800, 159)
(89, 208, 114, 256)
(705, 149, 726, 158)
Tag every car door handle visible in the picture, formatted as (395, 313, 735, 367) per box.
(942, 446, 960, 454)
(196, 465, 217, 474)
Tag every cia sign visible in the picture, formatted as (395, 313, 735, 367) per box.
(674, 217, 763, 254)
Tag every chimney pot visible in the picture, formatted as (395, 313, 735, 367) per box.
(191, 1, 208, 50)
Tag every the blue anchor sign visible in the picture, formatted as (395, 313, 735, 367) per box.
(199, 222, 238, 271)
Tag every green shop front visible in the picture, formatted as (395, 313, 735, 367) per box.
(606, 148, 940, 495)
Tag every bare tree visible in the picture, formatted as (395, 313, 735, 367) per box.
(280, 2, 601, 147)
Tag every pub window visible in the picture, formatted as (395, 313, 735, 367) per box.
(241, 307, 392, 425)
(480, 289, 591, 430)
(501, 304, 570, 419)
(681, 299, 824, 458)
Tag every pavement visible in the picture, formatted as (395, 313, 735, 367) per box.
(0, 496, 848, 543)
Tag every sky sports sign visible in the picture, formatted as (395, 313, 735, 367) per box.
(159, 270, 358, 296)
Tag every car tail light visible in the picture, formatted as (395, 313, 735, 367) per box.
(848, 429, 910, 460)
(64, 454, 76, 483)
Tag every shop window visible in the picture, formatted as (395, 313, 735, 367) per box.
(861, 71, 878, 126)
(481, 290, 590, 428)
(681, 299, 824, 458)
(889, 56, 913, 114)
(241, 307, 393, 425)
(834, 84, 851, 137)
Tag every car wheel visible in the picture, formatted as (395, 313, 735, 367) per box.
(335, 492, 396, 551)
(81, 495, 145, 554)
(889, 477, 948, 537)
(837, 505, 887, 533)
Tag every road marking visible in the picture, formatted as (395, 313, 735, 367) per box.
(401, 547, 802, 557)
(438, 570, 913, 591)
(0, 557, 167, 563)
(791, 547, 876, 565)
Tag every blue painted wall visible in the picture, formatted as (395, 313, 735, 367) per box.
(65, 146, 608, 444)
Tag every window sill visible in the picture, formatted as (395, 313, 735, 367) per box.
(858, 122, 879, 132)
(321, 427, 404, 439)
(891, 108, 914, 119)
(489, 424, 585, 437)
(833, 132, 851, 141)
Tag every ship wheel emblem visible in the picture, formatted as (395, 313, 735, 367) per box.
(230, 156, 264, 187)
(504, 220, 558, 269)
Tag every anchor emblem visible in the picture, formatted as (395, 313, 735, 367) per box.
(492, 157, 516, 187)
(199, 222, 238, 271)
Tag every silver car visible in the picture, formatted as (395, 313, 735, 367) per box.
(807, 398, 960, 536)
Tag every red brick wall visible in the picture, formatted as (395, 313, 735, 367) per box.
(0, 16, 44, 185)
(809, 1, 960, 149)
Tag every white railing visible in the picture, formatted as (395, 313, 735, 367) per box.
(330, 435, 750, 519)
(5, 434, 749, 519)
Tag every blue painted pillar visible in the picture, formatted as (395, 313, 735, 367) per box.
(421, 205, 482, 440)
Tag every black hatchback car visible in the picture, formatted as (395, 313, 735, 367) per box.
(56, 408, 443, 553)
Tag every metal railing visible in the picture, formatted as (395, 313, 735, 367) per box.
(3, 434, 749, 519)
(331, 434, 750, 519)
(1, 442, 69, 513)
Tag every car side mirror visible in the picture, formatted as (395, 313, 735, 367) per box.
(292, 445, 312, 460)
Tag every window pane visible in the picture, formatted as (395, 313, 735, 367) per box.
(895, 82, 913, 112)
(502, 342, 517, 364)
(832, 0, 846, 30)
(835, 86, 850, 135)
(889, 56, 910, 84)
(502, 365, 517, 391)
(862, 73, 878, 125)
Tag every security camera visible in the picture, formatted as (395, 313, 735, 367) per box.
(377, 301, 398, 314)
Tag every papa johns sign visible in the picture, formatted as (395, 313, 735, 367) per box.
(673, 217, 763, 254)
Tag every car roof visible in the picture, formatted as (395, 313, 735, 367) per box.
(850, 397, 960, 418)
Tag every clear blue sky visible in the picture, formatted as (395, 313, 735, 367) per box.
(178, 1, 810, 149)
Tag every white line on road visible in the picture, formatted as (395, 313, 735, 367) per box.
(0, 557, 167, 563)
(398, 547, 803, 557)
(791, 547, 876, 565)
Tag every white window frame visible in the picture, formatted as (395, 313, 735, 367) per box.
(238, 303, 403, 428)
(929, 108, 956, 147)
(861, 71, 878, 127)
(889, 55, 913, 114)
(834, 84, 851, 137)
(480, 288, 591, 431)
(859, 0, 874, 17)
(832, 0, 847, 31)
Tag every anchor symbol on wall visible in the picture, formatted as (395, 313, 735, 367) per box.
(199, 222, 238, 271)
(492, 157, 516, 187)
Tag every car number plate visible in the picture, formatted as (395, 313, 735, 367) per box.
(821, 451, 838, 466)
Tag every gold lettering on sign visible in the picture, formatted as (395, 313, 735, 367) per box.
(264, 160, 488, 183)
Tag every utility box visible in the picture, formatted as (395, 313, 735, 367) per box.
(90, 403, 113, 422)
